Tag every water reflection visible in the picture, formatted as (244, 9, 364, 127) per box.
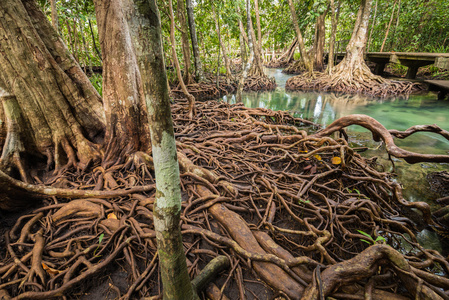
(228, 90, 449, 155)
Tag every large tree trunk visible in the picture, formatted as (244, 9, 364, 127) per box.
(125, 1, 199, 298)
(0, 0, 105, 172)
(177, 0, 194, 85)
(186, 0, 204, 82)
(288, 0, 313, 73)
(94, 0, 151, 157)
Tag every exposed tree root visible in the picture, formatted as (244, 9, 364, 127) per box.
(283, 59, 306, 75)
(170, 74, 276, 102)
(285, 68, 424, 97)
(0, 100, 448, 299)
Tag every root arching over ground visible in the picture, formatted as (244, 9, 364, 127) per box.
(1, 100, 449, 299)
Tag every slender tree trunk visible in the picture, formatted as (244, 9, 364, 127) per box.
(168, 0, 195, 119)
(236, 0, 255, 103)
(247, 0, 264, 77)
(79, 19, 92, 74)
(380, 0, 397, 52)
(185, 0, 204, 82)
(288, 0, 313, 73)
(73, 20, 79, 62)
(212, 4, 232, 84)
(125, 1, 199, 298)
(94, 0, 151, 157)
(390, 0, 401, 50)
(254, 0, 262, 60)
(88, 19, 102, 61)
(314, 10, 327, 71)
(239, 20, 247, 65)
(367, 0, 378, 52)
(50, 0, 58, 32)
(0, 0, 105, 172)
(327, 0, 337, 74)
(177, 0, 194, 84)
(66, 20, 74, 53)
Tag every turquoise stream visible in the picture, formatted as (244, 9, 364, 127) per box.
(223, 68, 449, 252)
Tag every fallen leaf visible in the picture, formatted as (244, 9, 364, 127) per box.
(107, 213, 118, 219)
(42, 263, 60, 275)
(314, 154, 322, 161)
(331, 157, 342, 164)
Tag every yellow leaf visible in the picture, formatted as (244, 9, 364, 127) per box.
(42, 263, 60, 275)
(107, 213, 118, 219)
(314, 154, 322, 161)
(331, 157, 342, 164)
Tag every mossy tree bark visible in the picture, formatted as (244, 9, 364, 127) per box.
(0, 0, 105, 172)
(126, 0, 199, 298)
(93, 0, 152, 158)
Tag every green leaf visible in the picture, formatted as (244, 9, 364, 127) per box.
(360, 239, 372, 245)
(357, 230, 373, 240)
(98, 233, 104, 244)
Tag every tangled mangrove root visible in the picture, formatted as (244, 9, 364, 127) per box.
(286, 68, 423, 97)
(170, 75, 276, 102)
(282, 60, 306, 75)
(1, 100, 449, 299)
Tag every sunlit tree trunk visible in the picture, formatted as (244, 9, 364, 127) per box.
(177, 0, 194, 84)
(125, 1, 199, 298)
(186, 0, 204, 82)
(288, 0, 313, 73)
(94, 0, 151, 157)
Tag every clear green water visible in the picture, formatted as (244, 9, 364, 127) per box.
(223, 68, 449, 252)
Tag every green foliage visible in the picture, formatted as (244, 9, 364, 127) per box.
(89, 73, 103, 96)
(357, 230, 386, 245)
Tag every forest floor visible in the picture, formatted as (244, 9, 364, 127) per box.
(1, 79, 449, 299)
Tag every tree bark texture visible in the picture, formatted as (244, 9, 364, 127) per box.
(125, 0, 199, 298)
(185, 0, 204, 82)
(94, 0, 151, 157)
(0, 0, 105, 170)
(288, 0, 313, 73)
